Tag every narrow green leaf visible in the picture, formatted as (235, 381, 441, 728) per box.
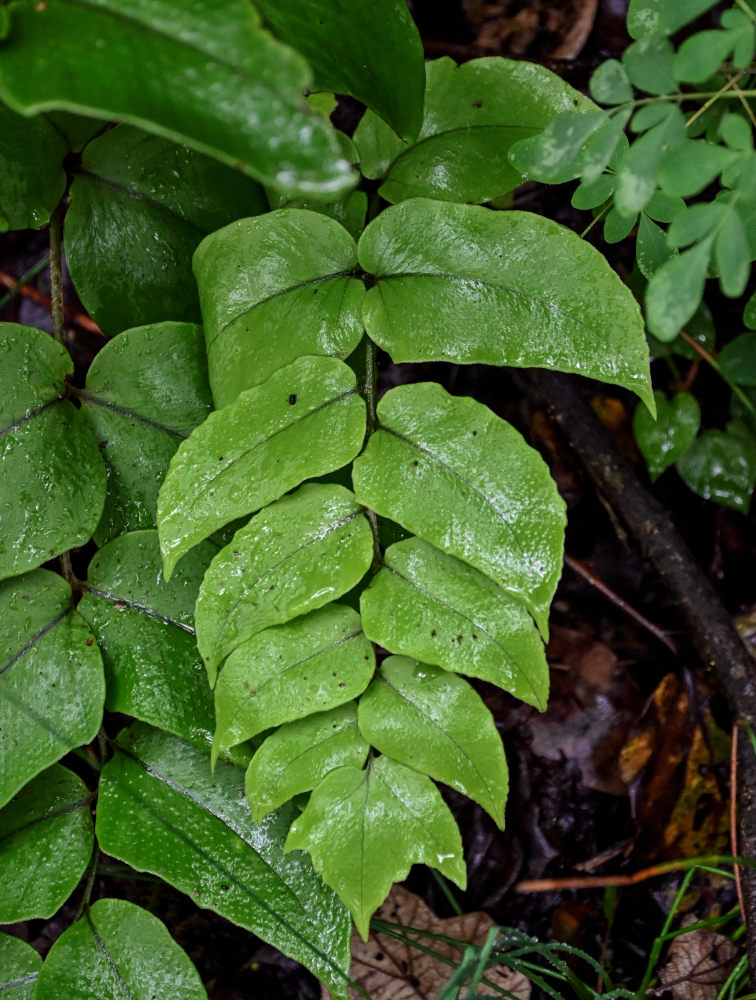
(636, 213, 675, 278)
(257, 0, 425, 141)
(579, 110, 631, 183)
(358, 199, 653, 409)
(622, 35, 676, 94)
(66, 124, 266, 335)
(720, 333, 756, 386)
(96, 724, 352, 998)
(213, 605, 375, 758)
(667, 203, 725, 248)
(657, 139, 737, 199)
(157, 356, 366, 579)
(508, 109, 605, 184)
(0, 0, 355, 195)
(78, 531, 217, 751)
(33, 899, 207, 1000)
(677, 425, 756, 512)
(358, 56, 593, 204)
(358, 657, 509, 828)
(615, 113, 682, 217)
(589, 59, 633, 105)
(633, 391, 701, 480)
(0, 764, 92, 922)
(715, 208, 750, 298)
(0, 933, 40, 1000)
(286, 755, 466, 940)
(0, 570, 104, 808)
(351, 382, 566, 636)
(193, 211, 365, 407)
(196, 484, 373, 685)
(245, 704, 369, 824)
(80, 322, 213, 546)
(603, 206, 638, 244)
(628, 0, 719, 38)
(0, 323, 106, 581)
(0, 102, 65, 231)
(360, 537, 549, 708)
(645, 238, 714, 341)
(572, 174, 615, 210)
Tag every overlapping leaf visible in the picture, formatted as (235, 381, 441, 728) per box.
(0, 765, 92, 922)
(360, 537, 549, 708)
(0, 0, 355, 195)
(633, 391, 700, 480)
(0, 324, 106, 581)
(358, 657, 509, 827)
(354, 57, 593, 204)
(0, 102, 66, 231)
(0, 570, 104, 808)
(33, 899, 208, 1000)
(286, 755, 466, 939)
(213, 605, 375, 760)
(352, 382, 565, 636)
(0, 934, 40, 1000)
(358, 199, 653, 408)
(257, 0, 425, 141)
(96, 724, 352, 999)
(193, 211, 366, 407)
(157, 356, 366, 578)
(66, 125, 266, 334)
(78, 531, 217, 750)
(245, 704, 369, 824)
(80, 322, 213, 545)
(196, 484, 373, 683)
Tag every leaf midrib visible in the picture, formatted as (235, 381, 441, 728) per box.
(81, 584, 195, 635)
(79, 390, 189, 439)
(0, 396, 62, 441)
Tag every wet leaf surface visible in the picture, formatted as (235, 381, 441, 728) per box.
(0, 932, 40, 999)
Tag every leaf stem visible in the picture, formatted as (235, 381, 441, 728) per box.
(0, 254, 50, 312)
(685, 72, 745, 129)
(48, 203, 66, 346)
(364, 335, 378, 435)
(74, 844, 100, 921)
(678, 329, 756, 424)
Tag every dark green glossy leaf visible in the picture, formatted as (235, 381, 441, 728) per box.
(80, 322, 212, 546)
(66, 124, 266, 335)
(0, 764, 92, 922)
(361, 537, 549, 709)
(0, 323, 106, 580)
(645, 238, 714, 341)
(286, 755, 466, 939)
(158, 356, 366, 579)
(33, 898, 207, 1000)
(78, 531, 217, 751)
(193, 211, 365, 407)
(720, 333, 756, 386)
(628, 0, 719, 38)
(746, 290, 756, 330)
(633, 391, 700, 480)
(213, 605, 375, 759)
(352, 382, 566, 636)
(265, 188, 368, 242)
(0, 570, 104, 808)
(257, 0, 424, 141)
(0, 0, 355, 196)
(196, 484, 373, 685)
(677, 424, 756, 512)
(358, 657, 509, 828)
(96, 724, 352, 998)
(358, 199, 653, 408)
(355, 57, 592, 204)
(0, 933, 40, 999)
(0, 102, 65, 231)
(245, 704, 369, 824)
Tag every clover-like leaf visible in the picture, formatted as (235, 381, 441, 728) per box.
(96, 724, 352, 999)
(66, 124, 267, 334)
(213, 605, 375, 760)
(0, 933, 40, 1000)
(286, 755, 466, 940)
(78, 531, 217, 750)
(358, 199, 653, 409)
(677, 424, 756, 513)
(196, 484, 373, 685)
(0, 101, 66, 231)
(358, 657, 509, 828)
(354, 57, 592, 205)
(0, 570, 104, 808)
(193, 211, 365, 407)
(719, 333, 756, 387)
(80, 322, 213, 546)
(0, 764, 93, 922)
(634, 391, 701, 480)
(157, 356, 366, 578)
(360, 537, 549, 708)
(245, 704, 369, 824)
(33, 899, 208, 1000)
(0, 323, 106, 581)
(0, 0, 355, 195)
(352, 382, 565, 636)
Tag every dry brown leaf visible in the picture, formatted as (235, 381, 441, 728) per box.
(322, 885, 530, 1000)
(657, 927, 738, 1000)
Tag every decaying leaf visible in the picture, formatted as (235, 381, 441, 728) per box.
(657, 925, 738, 1000)
(322, 885, 530, 1000)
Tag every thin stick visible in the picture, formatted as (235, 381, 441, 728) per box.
(0, 268, 102, 334)
(516, 855, 746, 893)
(0, 254, 49, 311)
(733, 722, 747, 923)
(48, 204, 66, 346)
(686, 72, 745, 130)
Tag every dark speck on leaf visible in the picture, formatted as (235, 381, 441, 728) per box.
(289, 394, 297, 405)
(85, 637, 94, 646)
(339, 682, 346, 687)
(431, 629, 437, 637)
(473, 100, 482, 108)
